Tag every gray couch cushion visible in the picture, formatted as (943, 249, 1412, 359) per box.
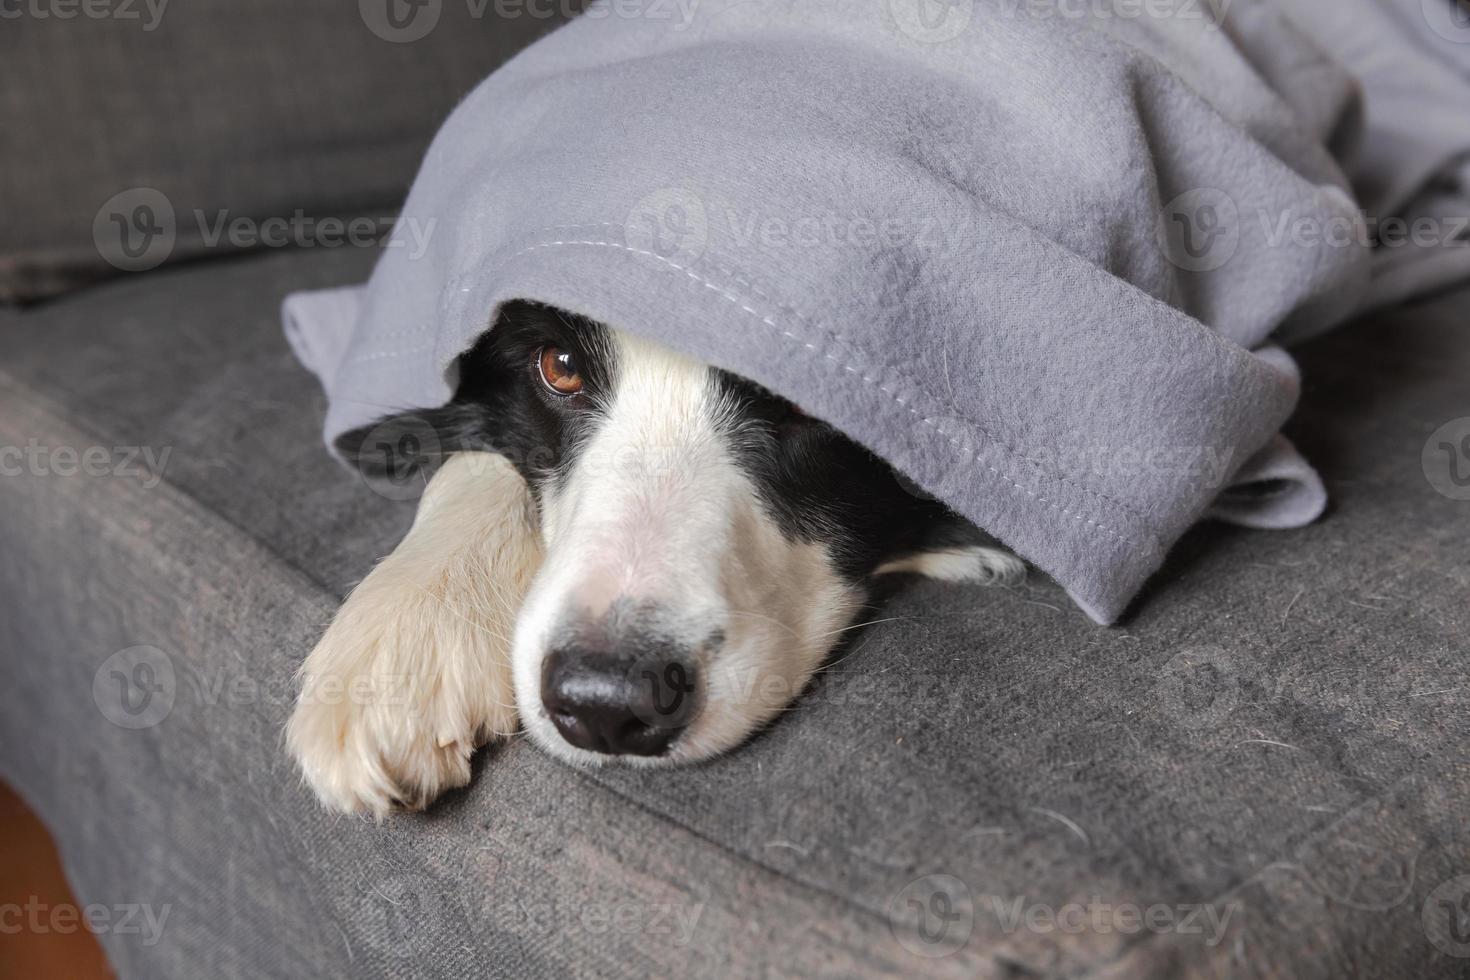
(0, 2, 572, 303)
(0, 246, 1467, 977)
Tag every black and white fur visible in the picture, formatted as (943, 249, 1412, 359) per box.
(287, 301, 1020, 814)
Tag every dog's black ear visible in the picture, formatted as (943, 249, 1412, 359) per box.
(334, 403, 494, 488)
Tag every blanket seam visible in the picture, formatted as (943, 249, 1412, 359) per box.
(507, 234, 1159, 554)
(531, 220, 1163, 535)
(344, 343, 437, 366)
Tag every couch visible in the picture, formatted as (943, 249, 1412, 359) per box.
(3, 4, 1468, 978)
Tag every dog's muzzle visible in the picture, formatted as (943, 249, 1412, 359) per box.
(540, 643, 701, 756)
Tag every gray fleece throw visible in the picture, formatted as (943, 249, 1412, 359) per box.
(284, 0, 1470, 624)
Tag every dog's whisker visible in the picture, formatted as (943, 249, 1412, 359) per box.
(817, 616, 908, 638)
(810, 638, 873, 674)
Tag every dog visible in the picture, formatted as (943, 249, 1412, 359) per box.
(287, 300, 1021, 815)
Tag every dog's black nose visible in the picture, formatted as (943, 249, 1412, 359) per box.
(540, 648, 698, 756)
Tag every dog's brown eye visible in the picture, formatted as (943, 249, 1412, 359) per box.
(536, 346, 583, 396)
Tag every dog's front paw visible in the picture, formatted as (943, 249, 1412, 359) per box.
(285, 583, 520, 818)
(286, 452, 542, 816)
(285, 648, 501, 816)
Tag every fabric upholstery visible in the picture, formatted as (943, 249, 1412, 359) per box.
(0, 0, 575, 302)
(1, 244, 1467, 977)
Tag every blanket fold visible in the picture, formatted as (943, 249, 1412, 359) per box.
(284, 0, 1470, 623)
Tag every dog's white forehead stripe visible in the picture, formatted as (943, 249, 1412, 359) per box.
(538, 331, 741, 613)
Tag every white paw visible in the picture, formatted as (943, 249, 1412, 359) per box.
(286, 452, 543, 816)
(874, 544, 1025, 585)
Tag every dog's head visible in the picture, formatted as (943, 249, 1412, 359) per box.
(338, 301, 1018, 766)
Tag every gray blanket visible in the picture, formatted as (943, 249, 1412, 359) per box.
(284, 0, 1470, 623)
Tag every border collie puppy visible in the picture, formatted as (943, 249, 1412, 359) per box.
(287, 301, 1020, 815)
